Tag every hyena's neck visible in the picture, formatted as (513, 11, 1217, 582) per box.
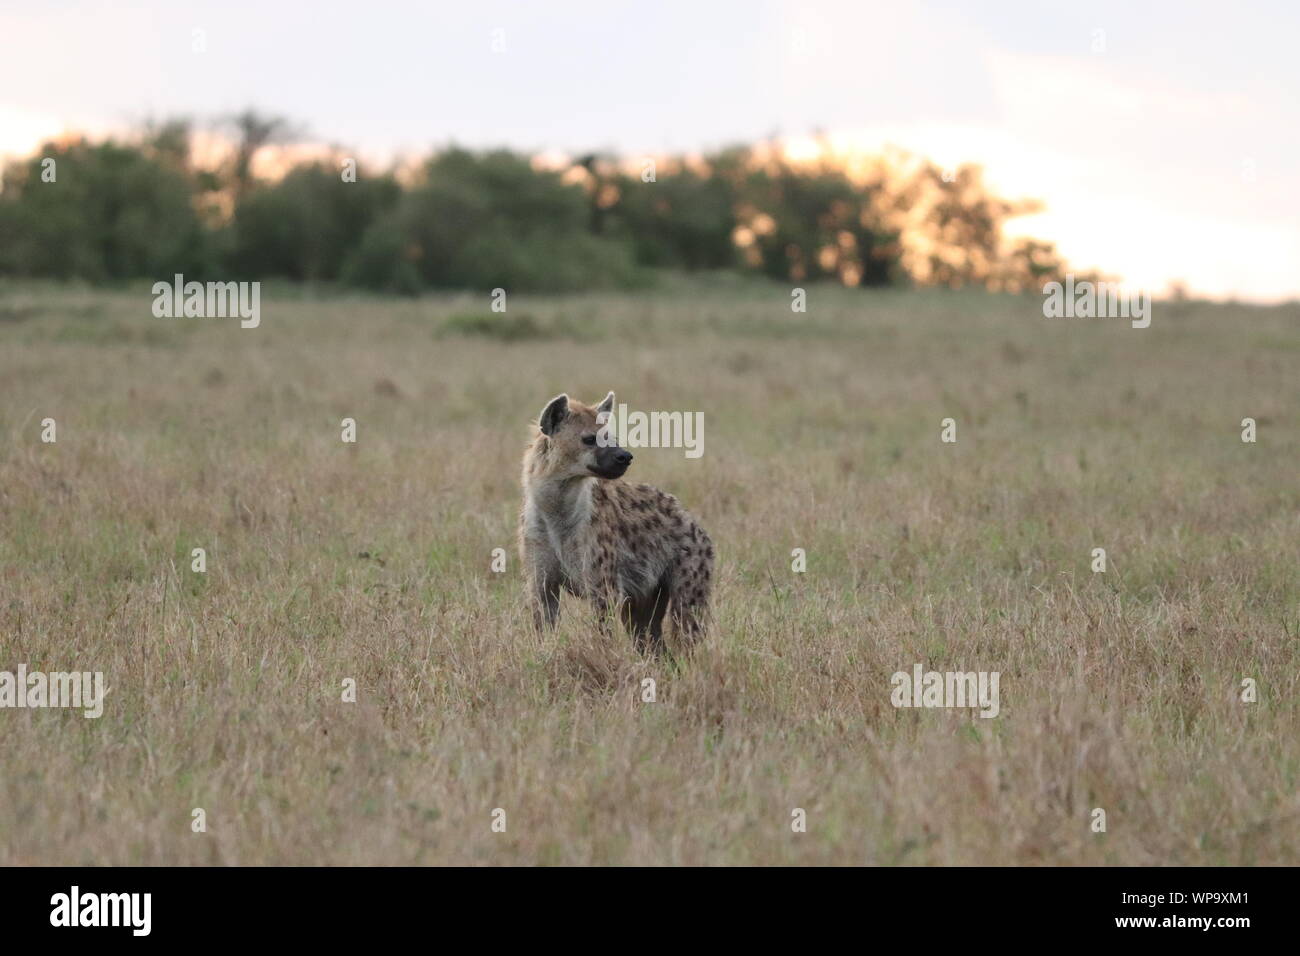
(527, 474, 595, 534)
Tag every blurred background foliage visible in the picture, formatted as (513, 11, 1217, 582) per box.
(0, 112, 1071, 294)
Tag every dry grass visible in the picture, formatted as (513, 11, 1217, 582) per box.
(0, 276, 1296, 865)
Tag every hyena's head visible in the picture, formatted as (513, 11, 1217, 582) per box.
(536, 391, 633, 480)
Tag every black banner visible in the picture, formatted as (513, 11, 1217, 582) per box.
(1, 866, 1280, 942)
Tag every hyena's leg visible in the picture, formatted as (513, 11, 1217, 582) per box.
(521, 531, 563, 631)
(621, 585, 669, 655)
(588, 550, 624, 639)
(669, 560, 712, 647)
(528, 564, 562, 631)
(590, 586, 620, 640)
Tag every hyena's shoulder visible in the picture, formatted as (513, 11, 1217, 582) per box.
(591, 481, 710, 548)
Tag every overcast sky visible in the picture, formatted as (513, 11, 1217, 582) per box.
(2, 0, 1296, 301)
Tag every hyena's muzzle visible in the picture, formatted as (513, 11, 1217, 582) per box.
(589, 440, 633, 479)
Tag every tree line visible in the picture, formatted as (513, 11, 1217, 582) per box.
(0, 113, 1071, 294)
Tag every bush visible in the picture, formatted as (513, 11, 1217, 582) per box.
(227, 162, 401, 281)
(0, 139, 212, 280)
(342, 149, 643, 293)
(338, 212, 423, 296)
(604, 167, 737, 270)
(438, 311, 586, 342)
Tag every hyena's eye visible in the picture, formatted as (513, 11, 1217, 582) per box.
(582, 434, 597, 446)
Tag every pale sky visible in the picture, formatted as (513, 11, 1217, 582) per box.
(2, 0, 1296, 301)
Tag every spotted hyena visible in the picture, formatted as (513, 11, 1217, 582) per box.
(518, 391, 713, 652)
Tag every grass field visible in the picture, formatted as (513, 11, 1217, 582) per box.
(1, 276, 1297, 865)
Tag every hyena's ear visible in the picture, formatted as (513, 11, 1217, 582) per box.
(595, 391, 616, 417)
(539, 393, 570, 435)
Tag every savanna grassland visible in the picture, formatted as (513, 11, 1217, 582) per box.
(1, 276, 1296, 865)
